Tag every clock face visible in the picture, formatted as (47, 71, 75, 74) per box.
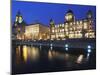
(65, 13, 73, 21)
(19, 16, 23, 23)
(15, 16, 18, 22)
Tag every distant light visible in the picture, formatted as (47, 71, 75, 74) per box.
(87, 45, 91, 49)
(87, 53, 90, 57)
(88, 49, 91, 53)
(86, 53, 90, 60)
(39, 44, 42, 49)
(50, 46, 53, 50)
(34, 40, 36, 41)
(50, 44, 53, 47)
(65, 44, 68, 48)
(65, 48, 68, 51)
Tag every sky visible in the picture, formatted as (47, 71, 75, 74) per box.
(12, 0, 96, 26)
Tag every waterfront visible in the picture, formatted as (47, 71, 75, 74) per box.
(12, 44, 96, 74)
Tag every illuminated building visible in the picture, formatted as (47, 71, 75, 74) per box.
(25, 23, 50, 40)
(13, 10, 95, 41)
(12, 11, 26, 40)
(50, 10, 95, 40)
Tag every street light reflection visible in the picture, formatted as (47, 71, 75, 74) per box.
(76, 54, 84, 64)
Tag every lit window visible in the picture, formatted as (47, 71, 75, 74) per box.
(85, 33, 88, 38)
(84, 22, 88, 29)
(52, 30, 54, 33)
(77, 21, 79, 25)
(19, 16, 23, 23)
(62, 29, 64, 32)
(69, 34, 74, 38)
(80, 20, 83, 24)
(55, 29, 57, 32)
(65, 29, 68, 31)
(62, 24, 64, 27)
(70, 22, 73, 25)
(73, 22, 76, 25)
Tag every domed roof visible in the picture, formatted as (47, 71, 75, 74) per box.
(65, 9, 74, 22)
(87, 10, 92, 15)
(67, 10, 73, 14)
(87, 10, 93, 19)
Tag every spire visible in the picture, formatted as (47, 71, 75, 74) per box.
(87, 10, 93, 19)
(50, 19, 55, 27)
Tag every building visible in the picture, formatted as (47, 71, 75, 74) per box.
(50, 10, 95, 40)
(25, 23, 50, 40)
(12, 11, 26, 40)
(13, 10, 95, 41)
(13, 11, 50, 40)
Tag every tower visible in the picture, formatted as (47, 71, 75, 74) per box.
(15, 10, 23, 25)
(13, 10, 26, 40)
(86, 10, 95, 38)
(87, 10, 93, 19)
(50, 19, 55, 27)
(50, 19, 55, 40)
(65, 10, 75, 22)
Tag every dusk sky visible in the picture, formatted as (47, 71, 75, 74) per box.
(12, 0, 96, 26)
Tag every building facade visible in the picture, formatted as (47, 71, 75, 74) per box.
(50, 10, 95, 40)
(13, 10, 95, 41)
(25, 23, 50, 40)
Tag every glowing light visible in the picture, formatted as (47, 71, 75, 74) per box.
(65, 44, 68, 48)
(50, 43, 53, 47)
(87, 45, 91, 49)
(65, 48, 68, 51)
(31, 47, 39, 61)
(23, 45, 28, 62)
(87, 53, 90, 57)
(48, 50, 53, 60)
(76, 54, 84, 64)
(88, 49, 91, 53)
(86, 53, 90, 60)
(65, 44, 68, 51)
(40, 45, 42, 50)
(50, 46, 53, 50)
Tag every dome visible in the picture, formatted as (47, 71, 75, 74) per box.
(87, 10, 92, 19)
(67, 10, 73, 14)
(65, 10, 74, 22)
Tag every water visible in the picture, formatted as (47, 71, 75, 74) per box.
(12, 45, 96, 74)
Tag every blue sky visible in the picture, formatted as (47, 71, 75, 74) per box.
(12, 0, 96, 26)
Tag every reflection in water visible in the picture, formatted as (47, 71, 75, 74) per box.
(48, 50, 53, 60)
(39, 44, 42, 50)
(16, 45, 91, 64)
(23, 45, 28, 62)
(16, 46, 21, 64)
(50, 46, 53, 50)
(76, 54, 84, 64)
(16, 45, 40, 63)
(86, 53, 90, 60)
(48, 50, 69, 61)
(14, 45, 95, 74)
(64, 54, 69, 61)
(16, 46, 20, 57)
(30, 47, 39, 61)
